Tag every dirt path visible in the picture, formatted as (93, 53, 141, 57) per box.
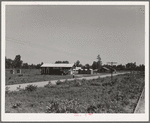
(6, 72, 129, 92)
(134, 88, 145, 113)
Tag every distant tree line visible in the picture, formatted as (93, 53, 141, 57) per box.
(6, 54, 145, 71)
(102, 63, 145, 71)
(55, 61, 69, 64)
(5, 55, 43, 69)
(75, 55, 145, 71)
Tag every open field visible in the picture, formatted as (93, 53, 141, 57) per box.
(6, 69, 79, 85)
(5, 73, 144, 113)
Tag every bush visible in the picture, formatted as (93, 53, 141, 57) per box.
(56, 80, 62, 85)
(25, 84, 37, 92)
(44, 82, 55, 88)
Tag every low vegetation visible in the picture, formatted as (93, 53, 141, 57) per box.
(25, 85, 38, 92)
(5, 73, 144, 113)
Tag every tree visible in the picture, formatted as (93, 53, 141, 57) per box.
(22, 63, 29, 69)
(55, 61, 69, 64)
(13, 55, 23, 68)
(75, 60, 80, 67)
(62, 61, 69, 64)
(41, 62, 43, 65)
(85, 64, 90, 69)
(116, 64, 125, 70)
(5, 57, 13, 68)
(97, 55, 102, 70)
(82, 65, 86, 69)
(55, 61, 62, 64)
(126, 62, 136, 70)
(36, 64, 41, 69)
(92, 61, 98, 70)
(136, 64, 145, 71)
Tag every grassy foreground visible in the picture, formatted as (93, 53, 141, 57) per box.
(5, 73, 144, 113)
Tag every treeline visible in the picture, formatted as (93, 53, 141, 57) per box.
(75, 60, 144, 71)
(6, 55, 43, 69)
(102, 63, 145, 71)
(6, 55, 70, 69)
(55, 61, 69, 64)
(6, 54, 145, 71)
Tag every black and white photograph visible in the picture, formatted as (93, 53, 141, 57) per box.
(1, 1, 149, 122)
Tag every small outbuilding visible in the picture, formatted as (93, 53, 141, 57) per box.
(41, 63, 74, 75)
(78, 69, 93, 74)
(73, 67, 82, 74)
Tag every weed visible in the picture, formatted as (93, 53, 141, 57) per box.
(74, 80, 82, 87)
(90, 82, 101, 86)
(5, 86, 10, 94)
(25, 84, 37, 92)
(101, 78, 105, 82)
(12, 102, 22, 108)
(97, 76, 101, 80)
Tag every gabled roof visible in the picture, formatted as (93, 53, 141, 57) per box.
(41, 63, 74, 68)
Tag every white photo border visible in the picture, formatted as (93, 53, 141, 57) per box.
(1, 1, 149, 122)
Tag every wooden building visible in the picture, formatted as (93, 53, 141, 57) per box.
(41, 63, 74, 75)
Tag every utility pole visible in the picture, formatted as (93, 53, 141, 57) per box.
(107, 62, 117, 82)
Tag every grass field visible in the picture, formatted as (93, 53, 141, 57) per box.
(5, 73, 144, 113)
(6, 69, 79, 85)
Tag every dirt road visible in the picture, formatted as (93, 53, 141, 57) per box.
(6, 72, 129, 92)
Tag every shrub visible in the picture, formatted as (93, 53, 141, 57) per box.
(44, 82, 55, 88)
(25, 84, 37, 92)
(87, 105, 97, 113)
(81, 79, 87, 82)
(56, 80, 62, 85)
(12, 102, 22, 108)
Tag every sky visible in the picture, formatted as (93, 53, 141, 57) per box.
(6, 5, 145, 65)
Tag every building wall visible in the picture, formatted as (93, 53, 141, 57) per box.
(41, 67, 72, 75)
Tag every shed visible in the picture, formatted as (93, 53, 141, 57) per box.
(41, 63, 74, 75)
